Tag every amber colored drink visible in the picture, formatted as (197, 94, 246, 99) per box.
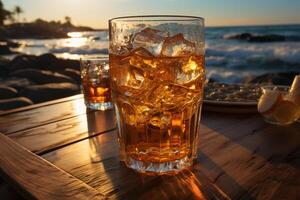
(110, 52, 205, 169)
(80, 58, 113, 110)
(109, 15, 205, 173)
(82, 76, 111, 104)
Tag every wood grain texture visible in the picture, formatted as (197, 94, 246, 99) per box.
(43, 129, 229, 200)
(0, 133, 106, 200)
(0, 94, 83, 116)
(1, 93, 298, 200)
(196, 114, 300, 200)
(42, 112, 300, 200)
(0, 97, 88, 134)
(9, 109, 116, 155)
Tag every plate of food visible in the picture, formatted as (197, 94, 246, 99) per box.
(203, 82, 289, 113)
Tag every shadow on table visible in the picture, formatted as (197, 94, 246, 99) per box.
(81, 150, 254, 199)
(85, 111, 254, 199)
(201, 112, 300, 199)
(85, 108, 116, 163)
(202, 113, 300, 169)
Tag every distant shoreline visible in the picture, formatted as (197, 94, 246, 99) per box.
(2, 23, 299, 39)
(1, 19, 107, 40)
(39, 23, 300, 32)
(206, 23, 300, 28)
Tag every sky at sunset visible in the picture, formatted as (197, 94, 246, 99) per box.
(3, 0, 300, 28)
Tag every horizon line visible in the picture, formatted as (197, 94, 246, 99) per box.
(6, 20, 299, 30)
(92, 22, 300, 30)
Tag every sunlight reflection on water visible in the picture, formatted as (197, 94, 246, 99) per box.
(64, 32, 88, 48)
(67, 32, 83, 38)
(63, 37, 88, 48)
(9, 31, 109, 60)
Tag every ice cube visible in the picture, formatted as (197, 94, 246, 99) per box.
(85, 64, 102, 85)
(112, 63, 151, 97)
(149, 112, 172, 129)
(131, 47, 154, 58)
(156, 65, 176, 82)
(175, 56, 205, 84)
(126, 67, 145, 89)
(132, 28, 168, 56)
(181, 56, 199, 73)
(129, 47, 158, 73)
(147, 83, 195, 110)
(135, 105, 152, 124)
(113, 65, 143, 89)
(120, 102, 136, 125)
(161, 33, 196, 57)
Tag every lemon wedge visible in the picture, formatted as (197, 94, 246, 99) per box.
(272, 100, 300, 125)
(258, 89, 282, 115)
(288, 75, 300, 106)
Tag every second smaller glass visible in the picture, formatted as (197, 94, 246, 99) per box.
(80, 57, 113, 110)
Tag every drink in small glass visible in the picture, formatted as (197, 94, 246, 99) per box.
(80, 57, 113, 110)
(257, 76, 300, 125)
(109, 16, 205, 174)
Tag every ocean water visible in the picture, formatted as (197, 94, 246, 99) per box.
(10, 24, 300, 83)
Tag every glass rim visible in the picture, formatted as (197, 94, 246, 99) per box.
(109, 15, 204, 23)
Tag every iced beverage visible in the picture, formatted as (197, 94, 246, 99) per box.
(109, 16, 205, 173)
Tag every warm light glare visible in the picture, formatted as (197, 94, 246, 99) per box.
(72, 98, 87, 116)
(63, 37, 88, 48)
(183, 57, 198, 72)
(189, 61, 198, 71)
(96, 87, 109, 95)
(68, 32, 83, 38)
(189, 176, 205, 199)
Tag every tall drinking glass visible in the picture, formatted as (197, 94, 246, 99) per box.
(109, 15, 205, 174)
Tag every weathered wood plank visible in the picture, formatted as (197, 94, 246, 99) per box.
(0, 94, 83, 116)
(0, 133, 106, 200)
(0, 97, 89, 134)
(42, 113, 300, 200)
(42, 129, 229, 200)
(197, 116, 300, 200)
(9, 109, 116, 155)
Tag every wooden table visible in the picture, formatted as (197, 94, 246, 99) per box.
(0, 94, 299, 200)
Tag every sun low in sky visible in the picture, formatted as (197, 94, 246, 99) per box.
(3, 0, 300, 28)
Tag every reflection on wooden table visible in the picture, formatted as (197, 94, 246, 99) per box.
(0, 94, 299, 199)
